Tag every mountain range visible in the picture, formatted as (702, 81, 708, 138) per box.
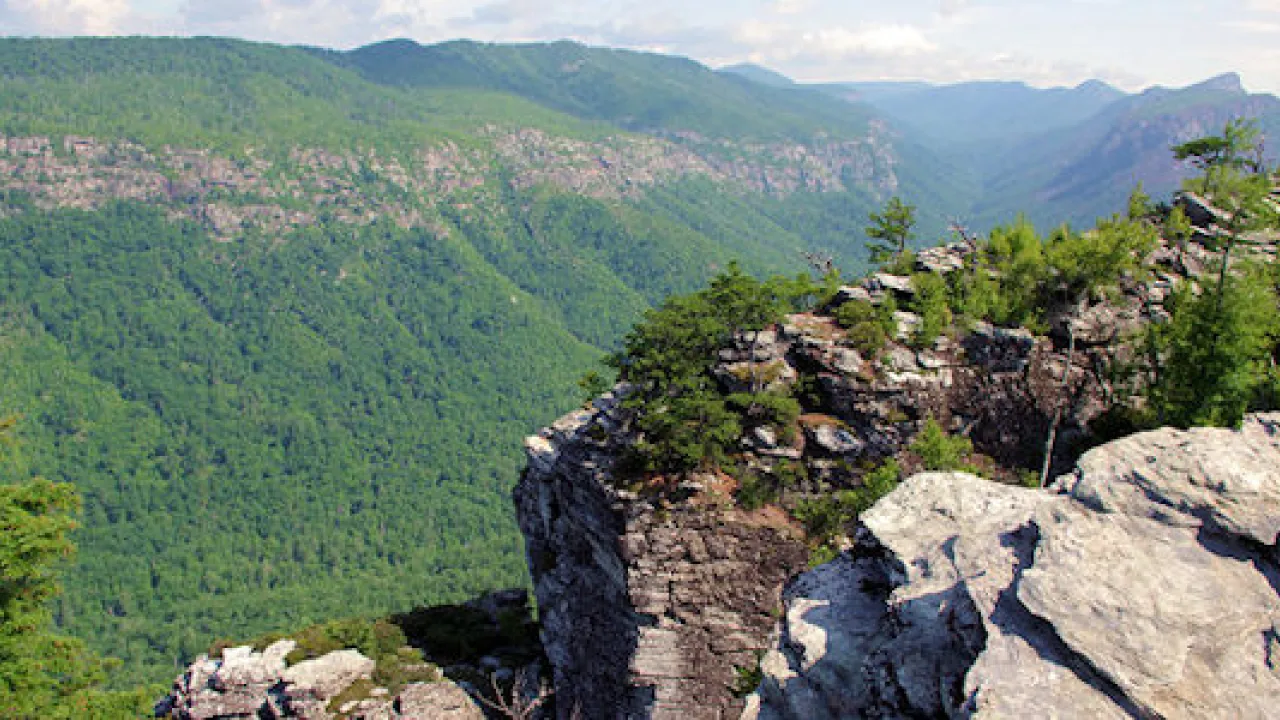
(0, 36, 1275, 686)
(726, 64, 1280, 228)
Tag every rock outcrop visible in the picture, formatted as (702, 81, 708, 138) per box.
(514, 187, 1280, 719)
(0, 129, 898, 240)
(516, 390, 810, 719)
(746, 414, 1280, 719)
(158, 644, 481, 720)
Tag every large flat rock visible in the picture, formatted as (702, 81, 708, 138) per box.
(747, 414, 1280, 719)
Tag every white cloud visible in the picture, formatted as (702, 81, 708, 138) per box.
(802, 24, 937, 58)
(7, 0, 133, 33)
(1224, 18, 1280, 32)
(772, 0, 812, 15)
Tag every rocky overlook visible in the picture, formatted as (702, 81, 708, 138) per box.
(518, 386, 1280, 719)
(514, 187, 1280, 718)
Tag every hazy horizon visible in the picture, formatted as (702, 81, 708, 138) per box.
(0, 1, 1276, 93)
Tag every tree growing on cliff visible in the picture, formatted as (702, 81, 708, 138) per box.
(1172, 118, 1264, 196)
(1149, 119, 1280, 427)
(609, 264, 792, 473)
(1150, 265, 1279, 427)
(865, 196, 917, 266)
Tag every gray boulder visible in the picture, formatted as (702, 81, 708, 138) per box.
(870, 273, 915, 297)
(212, 641, 295, 690)
(745, 414, 1280, 719)
(393, 682, 485, 719)
(281, 649, 376, 705)
(807, 424, 864, 456)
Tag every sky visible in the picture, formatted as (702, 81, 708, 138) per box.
(2, 0, 1279, 93)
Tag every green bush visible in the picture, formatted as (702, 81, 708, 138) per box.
(735, 471, 777, 511)
(909, 417, 973, 472)
(908, 273, 953, 348)
(1149, 265, 1280, 427)
(794, 496, 845, 541)
(727, 390, 801, 432)
(835, 298, 896, 356)
(840, 458, 902, 516)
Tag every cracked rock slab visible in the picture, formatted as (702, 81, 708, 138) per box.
(745, 415, 1280, 720)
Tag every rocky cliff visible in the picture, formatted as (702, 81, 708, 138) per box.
(0, 129, 897, 240)
(746, 414, 1280, 719)
(513, 287, 1080, 717)
(515, 391, 809, 719)
(514, 190, 1280, 719)
(519, 400, 1280, 719)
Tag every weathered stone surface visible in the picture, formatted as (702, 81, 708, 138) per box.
(915, 243, 972, 274)
(870, 273, 915, 296)
(746, 415, 1280, 719)
(830, 285, 872, 306)
(1058, 413, 1280, 547)
(281, 649, 376, 704)
(1176, 190, 1231, 227)
(806, 424, 863, 456)
(211, 641, 294, 690)
(515, 389, 809, 719)
(160, 644, 478, 720)
(392, 682, 485, 719)
(963, 322, 1036, 372)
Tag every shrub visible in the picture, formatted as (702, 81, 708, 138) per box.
(840, 458, 902, 516)
(794, 496, 844, 541)
(835, 298, 896, 356)
(908, 272, 953, 348)
(909, 417, 973, 472)
(735, 472, 778, 511)
(727, 390, 801, 430)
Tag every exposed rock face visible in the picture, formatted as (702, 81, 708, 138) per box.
(0, 129, 899, 239)
(515, 390, 810, 719)
(279, 649, 377, 717)
(158, 645, 479, 720)
(746, 414, 1280, 719)
(392, 683, 486, 719)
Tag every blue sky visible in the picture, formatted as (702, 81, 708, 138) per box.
(3, 0, 1278, 92)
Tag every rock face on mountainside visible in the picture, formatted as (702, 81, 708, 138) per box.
(0, 130, 898, 240)
(516, 389, 811, 719)
(745, 414, 1280, 719)
(157, 642, 482, 719)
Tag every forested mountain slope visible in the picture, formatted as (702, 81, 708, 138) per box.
(0, 36, 975, 685)
(819, 69, 1280, 229)
(824, 78, 1124, 147)
(972, 73, 1280, 228)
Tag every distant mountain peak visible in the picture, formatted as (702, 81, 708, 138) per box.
(1188, 72, 1245, 94)
(1073, 78, 1123, 96)
(719, 63, 796, 88)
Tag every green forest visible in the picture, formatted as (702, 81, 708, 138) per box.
(0, 203, 610, 685)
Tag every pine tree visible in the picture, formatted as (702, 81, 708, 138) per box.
(865, 196, 917, 265)
(0, 418, 153, 718)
